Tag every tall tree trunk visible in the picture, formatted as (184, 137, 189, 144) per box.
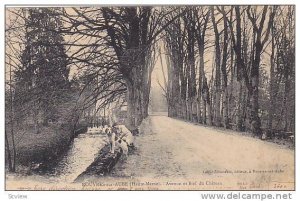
(237, 81, 245, 131)
(220, 6, 229, 128)
(246, 5, 276, 136)
(230, 6, 249, 132)
(197, 44, 205, 124)
(283, 75, 290, 131)
(5, 131, 13, 172)
(9, 60, 16, 172)
(223, 88, 229, 128)
(211, 6, 222, 127)
(195, 7, 210, 124)
(268, 25, 275, 132)
(249, 42, 262, 135)
(197, 33, 208, 124)
(203, 76, 212, 126)
(125, 79, 138, 130)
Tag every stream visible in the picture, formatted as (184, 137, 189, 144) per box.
(31, 132, 108, 183)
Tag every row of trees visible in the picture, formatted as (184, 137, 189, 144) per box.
(163, 6, 295, 137)
(5, 6, 295, 171)
(57, 7, 186, 129)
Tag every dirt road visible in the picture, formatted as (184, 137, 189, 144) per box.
(107, 115, 294, 190)
(6, 115, 295, 190)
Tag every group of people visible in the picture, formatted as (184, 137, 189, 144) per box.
(87, 123, 135, 156)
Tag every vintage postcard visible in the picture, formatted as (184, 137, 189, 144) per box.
(5, 5, 295, 191)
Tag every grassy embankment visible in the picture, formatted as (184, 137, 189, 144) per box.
(6, 120, 87, 172)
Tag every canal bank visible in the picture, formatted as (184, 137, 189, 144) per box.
(6, 121, 88, 174)
(6, 119, 141, 188)
(6, 130, 109, 185)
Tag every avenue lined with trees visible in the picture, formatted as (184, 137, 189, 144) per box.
(5, 6, 295, 173)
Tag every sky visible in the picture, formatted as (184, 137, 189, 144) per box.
(5, 6, 279, 91)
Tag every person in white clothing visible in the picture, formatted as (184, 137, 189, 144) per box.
(112, 124, 134, 146)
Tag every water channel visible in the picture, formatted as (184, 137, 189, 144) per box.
(36, 132, 108, 183)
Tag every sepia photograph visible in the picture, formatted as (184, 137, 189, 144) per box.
(4, 4, 295, 192)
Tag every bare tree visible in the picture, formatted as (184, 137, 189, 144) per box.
(194, 7, 211, 125)
(246, 6, 277, 136)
